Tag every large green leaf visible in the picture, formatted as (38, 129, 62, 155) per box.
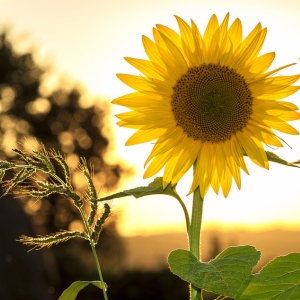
(168, 246, 261, 298)
(235, 253, 300, 299)
(58, 280, 107, 300)
(97, 177, 181, 201)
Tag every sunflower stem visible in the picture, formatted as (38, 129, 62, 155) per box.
(189, 164, 204, 300)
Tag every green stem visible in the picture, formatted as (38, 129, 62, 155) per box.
(78, 207, 108, 300)
(15, 162, 108, 298)
(215, 296, 227, 300)
(189, 164, 204, 300)
(173, 191, 190, 232)
(51, 170, 108, 299)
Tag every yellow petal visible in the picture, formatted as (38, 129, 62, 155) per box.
(145, 127, 184, 166)
(264, 110, 300, 122)
(230, 158, 242, 190)
(124, 57, 166, 81)
(142, 35, 166, 68)
(231, 30, 262, 70)
(219, 33, 234, 66)
(175, 16, 198, 67)
(222, 140, 241, 189)
(116, 121, 143, 129)
(244, 52, 275, 78)
(113, 95, 170, 110)
(198, 143, 215, 198)
(153, 27, 168, 52)
(156, 24, 183, 51)
(172, 140, 201, 183)
(163, 151, 182, 188)
(188, 154, 201, 195)
(221, 167, 232, 198)
(191, 19, 205, 65)
(230, 135, 249, 174)
(207, 28, 221, 63)
(250, 75, 300, 95)
(116, 74, 173, 96)
(219, 13, 230, 44)
(261, 119, 299, 135)
(155, 43, 183, 80)
(236, 130, 267, 168)
(246, 28, 267, 63)
(247, 124, 283, 147)
(203, 14, 219, 49)
(211, 168, 220, 195)
(117, 111, 173, 126)
(144, 148, 173, 179)
(215, 143, 226, 182)
(116, 110, 140, 120)
(276, 101, 299, 111)
(255, 86, 300, 100)
(228, 18, 242, 53)
(253, 100, 296, 112)
(159, 31, 188, 74)
(237, 22, 262, 54)
(125, 127, 168, 146)
(243, 128, 269, 169)
(251, 63, 296, 83)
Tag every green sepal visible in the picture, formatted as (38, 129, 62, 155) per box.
(97, 177, 181, 202)
(235, 253, 300, 299)
(168, 246, 261, 298)
(58, 280, 107, 300)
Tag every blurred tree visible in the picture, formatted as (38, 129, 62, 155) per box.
(0, 31, 130, 299)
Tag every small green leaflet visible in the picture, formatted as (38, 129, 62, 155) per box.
(235, 253, 300, 299)
(266, 151, 300, 168)
(243, 149, 300, 168)
(58, 280, 107, 300)
(97, 177, 181, 202)
(168, 246, 261, 298)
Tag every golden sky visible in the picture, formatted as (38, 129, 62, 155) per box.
(1, 0, 300, 236)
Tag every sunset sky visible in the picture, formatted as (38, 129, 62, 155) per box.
(1, 0, 300, 236)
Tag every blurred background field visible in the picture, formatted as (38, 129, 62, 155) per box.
(0, 0, 300, 299)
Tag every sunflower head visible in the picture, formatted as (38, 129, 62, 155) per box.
(113, 13, 300, 198)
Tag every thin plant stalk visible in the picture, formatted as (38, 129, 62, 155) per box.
(51, 172, 108, 299)
(173, 191, 190, 232)
(78, 207, 108, 300)
(188, 163, 204, 300)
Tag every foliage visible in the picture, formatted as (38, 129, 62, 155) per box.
(0, 31, 129, 297)
(168, 246, 261, 298)
(59, 281, 107, 300)
(92, 151, 300, 300)
(0, 146, 110, 299)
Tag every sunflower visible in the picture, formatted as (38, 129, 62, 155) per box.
(113, 13, 300, 198)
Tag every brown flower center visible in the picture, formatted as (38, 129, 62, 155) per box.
(171, 63, 253, 143)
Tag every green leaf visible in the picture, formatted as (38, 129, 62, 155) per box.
(168, 246, 261, 298)
(243, 149, 300, 168)
(235, 253, 300, 299)
(58, 280, 107, 300)
(266, 151, 300, 168)
(98, 177, 181, 201)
